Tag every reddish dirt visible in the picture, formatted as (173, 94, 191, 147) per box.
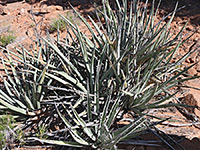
(0, 0, 200, 149)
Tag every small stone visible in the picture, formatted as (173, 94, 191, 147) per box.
(21, 8, 25, 14)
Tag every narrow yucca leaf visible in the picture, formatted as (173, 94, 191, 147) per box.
(106, 116, 147, 148)
(115, 0, 122, 12)
(146, 92, 178, 109)
(61, 104, 80, 126)
(109, 5, 118, 34)
(35, 58, 52, 108)
(163, 40, 182, 66)
(106, 96, 121, 128)
(8, 48, 23, 60)
(87, 79, 92, 121)
(126, 1, 133, 36)
(89, 46, 96, 93)
(113, 116, 145, 138)
(88, 16, 106, 43)
(142, 0, 154, 36)
(99, 47, 130, 86)
(56, 105, 90, 146)
(0, 105, 6, 109)
(2, 57, 34, 109)
(175, 75, 200, 84)
(0, 98, 28, 116)
(37, 42, 43, 62)
(45, 70, 87, 93)
(136, 83, 159, 110)
(0, 89, 16, 105)
(165, 2, 178, 34)
(7, 52, 35, 110)
(138, 58, 155, 94)
(120, 120, 148, 141)
(99, 99, 110, 137)
(76, 26, 91, 73)
(0, 76, 26, 108)
(155, 75, 200, 97)
(71, 106, 96, 141)
(147, 103, 181, 109)
(31, 138, 83, 147)
(69, 5, 102, 48)
(32, 78, 37, 108)
(136, 25, 167, 57)
(60, 14, 95, 48)
(73, 96, 86, 110)
(103, 34, 117, 60)
(17, 43, 32, 57)
(2, 55, 18, 87)
(93, 63, 101, 114)
(99, 85, 113, 137)
(174, 47, 197, 66)
(151, 0, 161, 30)
(161, 62, 198, 87)
(23, 56, 57, 70)
(176, 24, 189, 43)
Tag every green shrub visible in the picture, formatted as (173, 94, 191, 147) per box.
(0, 114, 25, 149)
(49, 11, 80, 33)
(0, 115, 16, 149)
(49, 17, 67, 33)
(0, 33, 16, 47)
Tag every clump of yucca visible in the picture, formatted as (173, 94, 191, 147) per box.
(0, 0, 198, 149)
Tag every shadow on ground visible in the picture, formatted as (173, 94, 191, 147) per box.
(119, 131, 200, 150)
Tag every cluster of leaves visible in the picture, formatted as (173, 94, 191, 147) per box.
(0, 0, 198, 149)
(0, 41, 52, 117)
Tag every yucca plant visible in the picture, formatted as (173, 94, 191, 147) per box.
(0, 40, 53, 118)
(0, 0, 198, 149)
(23, 0, 199, 149)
